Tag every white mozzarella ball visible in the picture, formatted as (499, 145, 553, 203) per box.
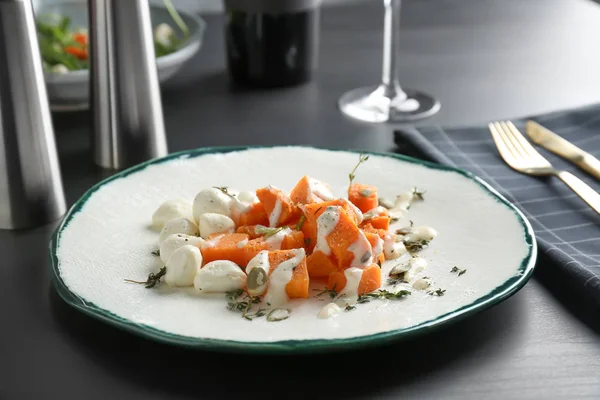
(198, 213, 235, 239)
(160, 234, 205, 264)
(165, 245, 202, 287)
(159, 217, 199, 245)
(194, 260, 246, 292)
(193, 188, 234, 222)
(151, 199, 194, 230)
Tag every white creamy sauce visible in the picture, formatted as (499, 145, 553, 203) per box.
(363, 206, 388, 221)
(372, 236, 384, 258)
(404, 226, 438, 243)
(404, 257, 428, 282)
(318, 302, 341, 319)
(201, 234, 223, 249)
(412, 278, 431, 291)
(393, 191, 414, 212)
(264, 248, 305, 307)
(236, 238, 249, 249)
(246, 250, 270, 276)
(338, 267, 364, 304)
(308, 177, 334, 201)
(348, 230, 373, 268)
(315, 206, 340, 256)
(269, 198, 283, 227)
(265, 227, 292, 250)
(383, 233, 406, 260)
(340, 199, 364, 225)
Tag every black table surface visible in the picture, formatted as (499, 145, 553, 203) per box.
(3, 0, 600, 398)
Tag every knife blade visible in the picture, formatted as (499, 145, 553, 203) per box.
(525, 120, 600, 181)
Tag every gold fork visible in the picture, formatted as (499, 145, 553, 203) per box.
(489, 121, 600, 215)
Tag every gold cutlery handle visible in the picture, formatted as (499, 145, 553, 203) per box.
(578, 155, 600, 181)
(557, 171, 600, 215)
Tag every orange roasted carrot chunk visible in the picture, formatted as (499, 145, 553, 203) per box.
(267, 250, 309, 299)
(290, 176, 333, 204)
(322, 206, 372, 270)
(301, 199, 360, 253)
(348, 183, 378, 213)
(306, 250, 338, 278)
(201, 233, 268, 267)
(360, 208, 390, 231)
(327, 264, 382, 295)
(281, 230, 305, 250)
(363, 230, 385, 266)
(256, 186, 302, 227)
(231, 202, 269, 228)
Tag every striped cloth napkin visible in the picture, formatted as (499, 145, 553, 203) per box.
(394, 105, 600, 306)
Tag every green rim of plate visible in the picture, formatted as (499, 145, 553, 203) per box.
(48, 146, 537, 354)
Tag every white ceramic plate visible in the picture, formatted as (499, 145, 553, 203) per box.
(50, 146, 536, 353)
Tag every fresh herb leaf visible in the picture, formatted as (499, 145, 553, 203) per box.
(256, 226, 284, 239)
(450, 266, 467, 276)
(314, 206, 323, 215)
(429, 288, 446, 296)
(345, 305, 357, 311)
(296, 215, 306, 231)
(151, 249, 160, 257)
(412, 187, 426, 200)
(313, 285, 338, 299)
(124, 266, 167, 288)
(357, 289, 412, 303)
(304, 237, 311, 247)
(162, 0, 190, 37)
(348, 154, 370, 186)
(226, 289, 264, 320)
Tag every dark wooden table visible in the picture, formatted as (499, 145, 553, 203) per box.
(3, 0, 600, 398)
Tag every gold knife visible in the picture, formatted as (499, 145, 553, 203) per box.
(525, 120, 600, 181)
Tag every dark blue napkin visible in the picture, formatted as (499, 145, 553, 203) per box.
(394, 105, 600, 306)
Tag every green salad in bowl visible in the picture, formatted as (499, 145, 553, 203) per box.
(37, 0, 189, 73)
(35, 0, 205, 110)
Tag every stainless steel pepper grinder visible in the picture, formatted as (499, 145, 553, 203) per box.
(88, 0, 168, 170)
(0, 0, 67, 230)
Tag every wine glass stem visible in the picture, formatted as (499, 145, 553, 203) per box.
(381, 0, 405, 98)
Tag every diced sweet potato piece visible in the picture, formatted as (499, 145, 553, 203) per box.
(301, 200, 359, 253)
(322, 207, 372, 270)
(201, 233, 268, 267)
(236, 224, 265, 239)
(256, 186, 302, 227)
(267, 250, 309, 299)
(364, 230, 385, 266)
(361, 223, 387, 241)
(327, 264, 382, 295)
(306, 250, 338, 278)
(290, 176, 333, 204)
(281, 230, 305, 250)
(231, 202, 269, 228)
(348, 184, 378, 213)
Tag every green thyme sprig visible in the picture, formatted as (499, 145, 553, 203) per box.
(451, 266, 467, 276)
(348, 154, 370, 186)
(124, 266, 167, 288)
(357, 289, 411, 303)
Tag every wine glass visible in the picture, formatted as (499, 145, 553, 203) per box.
(338, 0, 440, 123)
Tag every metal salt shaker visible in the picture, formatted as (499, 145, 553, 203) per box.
(0, 0, 66, 230)
(88, 0, 168, 170)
